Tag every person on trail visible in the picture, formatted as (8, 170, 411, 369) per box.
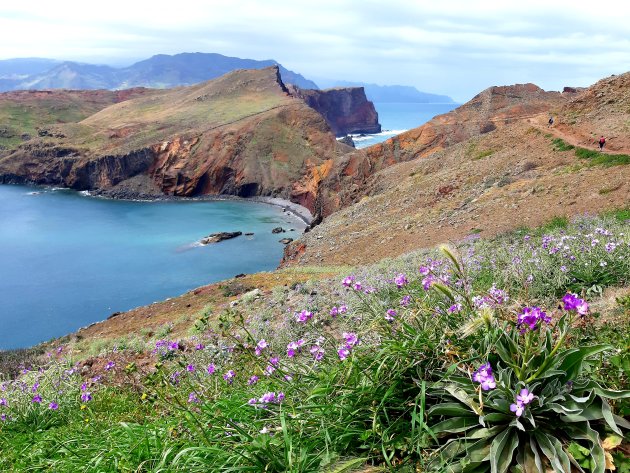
(598, 136, 606, 151)
(548, 116, 554, 127)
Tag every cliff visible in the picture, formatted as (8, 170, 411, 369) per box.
(288, 85, 381, 136)
(0, 67, 348, 214)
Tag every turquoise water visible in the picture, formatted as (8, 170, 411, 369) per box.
(352, 102, 460, 148)
(0, 185, 305, 349)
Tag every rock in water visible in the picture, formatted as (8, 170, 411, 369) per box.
(200, 231, 242, 244)
(338, 135, 355, 148)
(279, 238, 294, 244)
(272, 227, 285, 234)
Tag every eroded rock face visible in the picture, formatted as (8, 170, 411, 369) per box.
(289, 86, 381, 136)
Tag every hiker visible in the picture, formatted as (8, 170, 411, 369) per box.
(598, 136, 606, 151)
(548, 116, 554, 127)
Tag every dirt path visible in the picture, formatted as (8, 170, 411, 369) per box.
(527, 113, 630, 154)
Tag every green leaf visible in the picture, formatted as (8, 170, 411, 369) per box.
(550, 436, 573, 473)
(445, 385, 483, 415)
(567, 423, 606, 473)
(489, 427, 518, 473)
(431, 416, 480, 435)
(534, 432, 570, 473)
(428, 402, 477, 417)
(557, 345, 611, 382)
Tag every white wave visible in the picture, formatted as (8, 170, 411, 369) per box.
(348, 129, 408, 141)
(79, 190, 91, 196)
(26, 191, 43, 195)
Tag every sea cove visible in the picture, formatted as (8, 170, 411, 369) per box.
(0, 185, 305, 349)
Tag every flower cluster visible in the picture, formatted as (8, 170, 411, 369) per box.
(338, 332, 359, 360)
(295, 310, 313, 323)
(562, 293, 588, 316)
(517, 306, 551, 332)
(472, 363, 496, 391)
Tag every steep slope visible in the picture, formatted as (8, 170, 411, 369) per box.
(0, 67, 347, 212)
(283, 75, 630, 266)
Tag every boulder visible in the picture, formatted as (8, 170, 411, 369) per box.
(279, 237, 294, 244)
(272, 227, 285, 234)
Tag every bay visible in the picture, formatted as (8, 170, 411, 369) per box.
(0, 185, 305, 349)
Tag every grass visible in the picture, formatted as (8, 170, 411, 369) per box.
(552, 137, 630, 166)
(1, 214, 629, 471)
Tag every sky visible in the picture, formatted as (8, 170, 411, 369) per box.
(1, 0, 629, 102)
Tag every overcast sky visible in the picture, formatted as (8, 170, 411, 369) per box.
(1, 0, 629, 102)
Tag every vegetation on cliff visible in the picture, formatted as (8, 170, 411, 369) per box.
(1, 213, 628, 471)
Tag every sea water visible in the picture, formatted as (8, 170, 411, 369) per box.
(351, 102, 460, 148)
(0, 185, 305, 349)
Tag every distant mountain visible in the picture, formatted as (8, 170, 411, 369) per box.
(0, 53, 318, 92)
(0, 58, 62, 78)
(318, 79, 454, 103)
(119, 53, 318, 90)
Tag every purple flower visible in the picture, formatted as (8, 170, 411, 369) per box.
(104, 361, 115, 371)
(277, 392, 285, 402)
(248, 398, 258, 406)
(170, 371, 181, 385)
(264, 365, 276, 376)
(32, 394, 42, 404)
(269, 357, 279, 366)
(0, 398, 6, 406)
(168, 341, 179, 351)
(394, 273, 409, 288)
(385, 309, 397, 322)
(342, 332, 359, 348)
(400, 295, 411, 307)
(488, 286, 509, 305)
(260, 392, 276, 404)
(353, 282, 363, 291)
(223, 370, 236, 384)
(422, 275, 436, 290)
(447, 303, 462, 314)
(81, 392, 92, 402)
(338, 304, 348, 314)
(562, 293, 589, 315)
(80, 383, 88, 392)
(516, 388, 534, 405)
(186, 364, 195, 373)
(472, 363, 496, 391)
(195, 343, 205, 350)
(517, 306, 550, 332)
(257, 339, 268, 350)
(338, 348, 351, 360)
(330, 306, 339, 317)
(342, 275, 355, 287)
(32, 382, 40, 393)
(310, 345, 325, 361)
(248, 375, 259, 385)
(510, 402, 525, 417)
(206, 363, 216, 375)
(295, 309, 313, 323)
(48, 401, 59, 410)
(188, 392, 200, 404)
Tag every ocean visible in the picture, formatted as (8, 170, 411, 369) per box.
(352, 102, 459, 148)
(0, 186, 305, 349)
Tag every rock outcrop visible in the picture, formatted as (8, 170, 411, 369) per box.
(200, 232, 242, 244)
(289, 85, 381, 136)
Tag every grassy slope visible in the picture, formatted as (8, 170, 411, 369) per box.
(0, 213, 628, 471)
(0, 90, 153, 151)
(75, 67, 298, 155)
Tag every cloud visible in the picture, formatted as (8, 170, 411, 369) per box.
(1, 0, 629, 101)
